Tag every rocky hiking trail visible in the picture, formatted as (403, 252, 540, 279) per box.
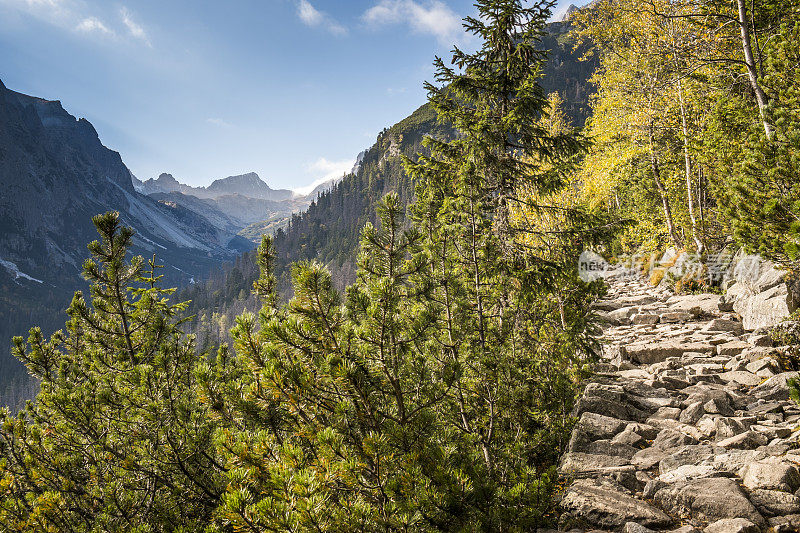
(555, 268, 800, 533)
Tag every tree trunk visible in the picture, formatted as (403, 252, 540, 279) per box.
(649, 127, 681, 247)
(676, 77, 704, 254)
(737, 0, 774, 140)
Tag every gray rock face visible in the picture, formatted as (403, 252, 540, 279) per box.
(725, 254, 797, 330)
(558, 452, 631, 477)
(665, 293, 722, 315)
(612, 428, 647, 447)
(661, 311, 693, 323)
(632, 313, 660, 325)
(654, 477, 765, 526)
(658, 445, 716, 475)
(719, 370, 762, 387)
(769, 513, 800, 532)
(716, 430, 769, 449)
(609, 306, 641, 325)
(560, 478, 672, 529)
(704, 318, 744, 335)
(749, 489, 800, 516)
(717, 340, 751, 356)
(653, 428, 696, 449)
(570, 412, 628, 451)
(752, 373, 800, 401)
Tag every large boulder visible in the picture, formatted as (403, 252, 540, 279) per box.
(558, 452, 631, 477)
(703, 518, 760, 533)
(560, 478, 673, 529)
(582, 439, 639, 459)
(654, 477, 765, 527)
(724, 253, 798, 330)
(742, 460, 800, 492)
(569, 412, 628, 448)
(749, 489, 800, 516)
(716, 430, 769, 450)
(609, 306, 641, 325)
(666, 293, 723, 316)
(658, 445, 716, 475)
(752, 372, 800, 401)
(736, 284, 797, 331)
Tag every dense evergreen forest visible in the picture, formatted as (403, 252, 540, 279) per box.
(2, 0, 799, 530)
(0, 282, 65, 409)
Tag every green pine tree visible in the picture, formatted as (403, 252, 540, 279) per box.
(209, 196, 460, 531)
(402, 0, 608, 528)
(0, 212, 224, 532)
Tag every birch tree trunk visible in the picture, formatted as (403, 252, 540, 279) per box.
(737, 0, 774, 140)
(648, 125, 681, 247)
(676, 77, 704, 253)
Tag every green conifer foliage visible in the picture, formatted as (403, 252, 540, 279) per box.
(0, 212, 223, 532)
(212, 1, 607, 531)
(711, 6, 800, 264)
(210, 196, 455, 531)
(403, 0, 605, 527)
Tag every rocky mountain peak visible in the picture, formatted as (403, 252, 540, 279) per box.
(206, 172, 293, 201)
(561, 4, 580, 21)
(155, 173, 182, 189)
(0, 79, 134, 194)
(208, 172, 267, 192)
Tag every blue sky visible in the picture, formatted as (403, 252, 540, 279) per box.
(0, 0, 584, 190)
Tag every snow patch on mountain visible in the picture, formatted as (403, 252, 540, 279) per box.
(0, 258, 43, 283)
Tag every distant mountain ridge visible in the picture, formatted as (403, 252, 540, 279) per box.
(134, 171, 294, 202)
(208, 172, 293, 201)
(0, 78, 255, 408)
(132, 170, 346, 245)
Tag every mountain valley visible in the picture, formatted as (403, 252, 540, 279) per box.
(0, 79, 341, 407)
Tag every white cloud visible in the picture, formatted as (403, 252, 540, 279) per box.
(363, 0, 464, 45)
(308, 157, 354, 179)
(297, 0, 347, 36)
(75, 16, 113, 35)
(21, 0, 63, 8)
(2, 0, 152, 46)
(120, 6, 151, 46)
(294, 157, 354, 195)
(1, 0, 71, 25)
(297, 0, 322, 25)
(206, 117, 233, 128)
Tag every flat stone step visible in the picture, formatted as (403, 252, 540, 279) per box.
(622, 341, 715, 364)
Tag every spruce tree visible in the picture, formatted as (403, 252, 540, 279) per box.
(402, 0, 605, 527)
(0, 212, 224, 532)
